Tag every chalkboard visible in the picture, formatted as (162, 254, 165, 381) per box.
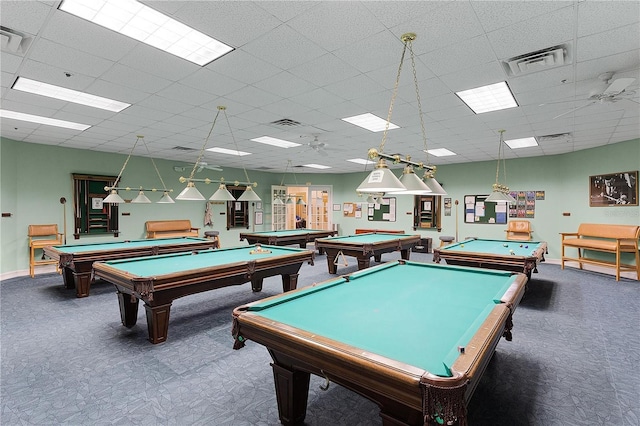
(463, 194, 507, 224)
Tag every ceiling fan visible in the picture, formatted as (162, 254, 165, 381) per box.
(553, 72, 638, 119)
(173, 161, 223, 173)
(305, 135, 330, 156)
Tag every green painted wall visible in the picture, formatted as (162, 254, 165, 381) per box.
(2, 137, 639, 276)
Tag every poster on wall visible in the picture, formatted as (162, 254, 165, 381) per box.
(589, 171, 638, 206)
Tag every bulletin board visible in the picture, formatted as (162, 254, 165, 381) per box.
(367, 197, 396, 222)
(464, 195, 507, 224)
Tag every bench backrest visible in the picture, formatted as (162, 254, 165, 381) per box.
(577, 223, 640, 240)
(146, 220, 193, 233)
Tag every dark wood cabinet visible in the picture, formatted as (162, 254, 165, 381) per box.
(226, 186, 249, 230)
(413, 195, 441, 231)
(72, 174, 119, 239)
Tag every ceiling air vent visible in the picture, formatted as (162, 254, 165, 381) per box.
(538, 132, 572, 142)
(0, 26, 32, 55)
(271, 118, 302, 127)
(505, 44, 568, 76)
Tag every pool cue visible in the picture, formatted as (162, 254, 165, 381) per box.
(60, 197, 67, 244)
(454, 200, 459, 242)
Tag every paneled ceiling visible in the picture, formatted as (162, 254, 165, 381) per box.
(1, 1, 639, 174)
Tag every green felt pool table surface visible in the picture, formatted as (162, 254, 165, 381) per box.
(43, 237, 218, 298)
(433, 238, 547, 278)
(48, 237, 212, 253)
(93, 245, 314, 344)
(233, 260, 527, 425)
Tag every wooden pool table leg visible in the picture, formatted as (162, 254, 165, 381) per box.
(144, 302, 172, 344)
(357, 257, 371, 270)
(117, 291, 139, 328)
(251, 278, 265, 292)
(61, 267, 76, 289)
(73, 272, 93, 298)
(271, 363, 310, 426)
(325, 253, 338, 274)
(281, 273, 299, 292)
(400, 248, 411, 260)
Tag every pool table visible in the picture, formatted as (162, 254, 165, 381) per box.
(239, 228, 336, 252)
(232, 260, 527, 426)
(433, 238, 547, 279)
(92, 245, 314, 344)
(43, 237, 218, 297)
(314, 232, 420, 274)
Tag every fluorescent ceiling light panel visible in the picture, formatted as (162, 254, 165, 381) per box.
(12, 77, 130, 112)
(342, 113, 399, 132)
(455, 82, 518, 114)
(505, 137, 538, 149)
(58, 0, 234, 66)
(0, 109, 91, 130)
(303, 164, 331, 169)
(251, 136, 301, 148)
(426, 148, 457, 157)
(347, 158, 376, 165)
(207, 147, 251, 156)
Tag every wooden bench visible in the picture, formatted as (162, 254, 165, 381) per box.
(560, 223, 640, 281)
(355, 229, 405, 234)
(146, 220, 200, 239)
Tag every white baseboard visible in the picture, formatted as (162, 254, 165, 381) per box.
(0, 265, 57, 281)
(544, 258, 637, 281)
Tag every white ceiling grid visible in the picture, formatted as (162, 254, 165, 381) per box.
(0, 0, 638, 174)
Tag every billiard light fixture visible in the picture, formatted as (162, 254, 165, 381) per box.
(103, 135, 175, 204)
(356, 33, 446, 197)
(176, 106, 260, 202)
(485, 130, 517, 203)
(275, 160, 306, 206)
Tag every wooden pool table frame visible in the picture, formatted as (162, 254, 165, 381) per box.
(93, 246, 314, 344)
(43, 237, 218, 298)
(314, 233, 421, 274)
(433, 238, 548, 279)
(239, 229, 336, 252)
(232, 260, 527, 426)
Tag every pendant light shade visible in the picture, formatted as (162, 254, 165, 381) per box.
(422, 171, 447, 195)
(176, 182, 205, 201)
(356, 159, 406, 194)
(388, 166, 432, 194)
(131, 190, 152, 203)
(296, 197, 306, 206)
(209, 183, 236, 201)
(157, 191, 175, 203)
(237, 186, 261, 202)
(103, 189, 125, 204)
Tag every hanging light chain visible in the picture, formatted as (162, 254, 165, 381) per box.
(109, 135, 142, 189)
(223, 107, 257, 188)
(407, 36, 431, 167)
(378, 33, 412, 154)
(187, 107, 223, 181)
(141, 136, 171, 192)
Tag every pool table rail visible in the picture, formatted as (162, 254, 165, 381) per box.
(232, 260, 526, 426)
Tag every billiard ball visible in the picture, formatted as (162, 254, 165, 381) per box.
(503, 243, 508, 247)
(460, 244, 464, 248)
(525, 245, 529, 248)
(509, 250, 515, 255)
(519, 244, 523, 247)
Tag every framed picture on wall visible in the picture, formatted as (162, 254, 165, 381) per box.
(589, 171, 638, 206)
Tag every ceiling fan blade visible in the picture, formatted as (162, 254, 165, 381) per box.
(552, 101, 596, 119)
(603, 78, 635, 95)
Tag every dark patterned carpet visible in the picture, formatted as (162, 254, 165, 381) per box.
(1, 250, 638, 425)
